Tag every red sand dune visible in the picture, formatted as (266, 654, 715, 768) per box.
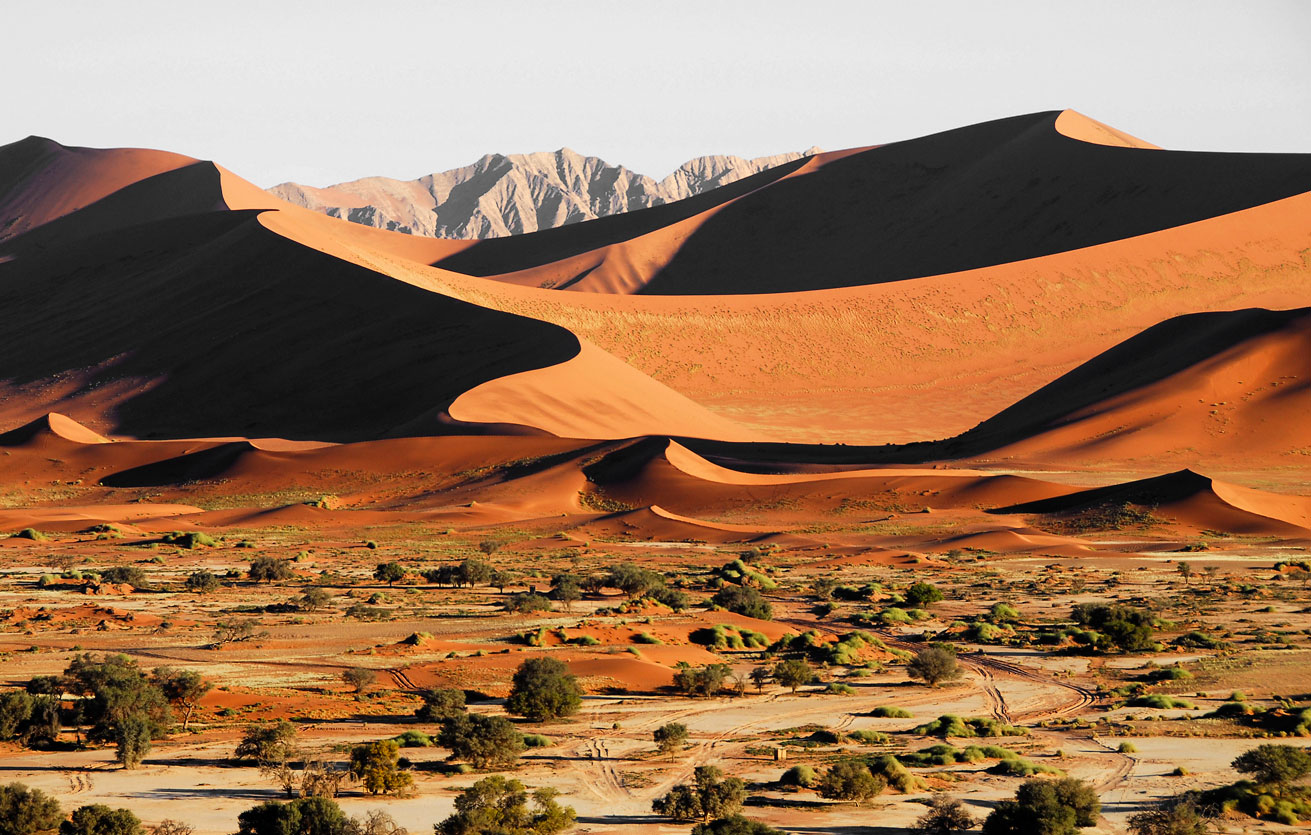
(996, 469, 1311, 537)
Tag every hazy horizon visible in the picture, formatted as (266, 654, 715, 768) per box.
(7, 1, 1309, 188)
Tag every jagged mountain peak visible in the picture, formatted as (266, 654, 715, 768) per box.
(267, 147, 816, 239)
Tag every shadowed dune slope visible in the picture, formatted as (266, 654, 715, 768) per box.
(0, 136, 195, 243)
(433, 110, 1311, 295)
(942, 307, 1311, 466)
(996, 469, 1311, 536)
(0, 209, 581, 441)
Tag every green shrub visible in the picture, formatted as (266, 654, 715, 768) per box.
(870, 705, 912, 718)
(779, 764, 817, 788)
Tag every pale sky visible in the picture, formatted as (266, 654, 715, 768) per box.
(6, 1, 1309, 187)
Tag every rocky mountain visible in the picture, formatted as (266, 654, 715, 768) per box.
(268, 147, 818, 239)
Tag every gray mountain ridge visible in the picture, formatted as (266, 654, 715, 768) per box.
(268, 146, 819, 239)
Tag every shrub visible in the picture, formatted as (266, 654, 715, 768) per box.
(904, 582, 944, 608)
(711, 586, 773, 620)
(393, 730, 433, 747)
(184, 570, 220, 594)
(60, 804, 143, 835)
(906, 647, 963, 687)
(160, 531, 217, 549)
(505, 658, 582, 721)
(817, 758, 884, 801)
(435, 776, 575, 835)
(12, 528, 45, 541)
(522, 733, 552, 748)
(846, 730, 890, 745)
(690, 816, 784, 835)
(914, 795, 977, 835)
(98, 566, 147, 588)
(779, 764, 818, 788)
(0, 782, 63, 835)
(1127, 798, 1213, 835)
(504, 593, 553, 614)
(1128, 695, 1194, 709)
(870, 705, 912, 718)
(1070, 604, 1156, 652)
(248, 557, 293, 584)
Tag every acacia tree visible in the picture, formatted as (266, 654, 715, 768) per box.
(1232, 744, 1311, 787)
(654, 722, 689, 755)
(0, 782, 63, 835)
(436, 776, 575, 835)
(438, 713, 525, 770)
(772, 659, 814, 694)
(152, 667, 211, 732)
(914, 795, 977, 835)
(373, 562, 405, 587)
(349, 739, 413, 796)
(906, 647, 963, 687)
(505, 658, 582, 721)
(652, 766, 746, 822)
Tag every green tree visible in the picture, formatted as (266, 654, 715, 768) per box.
(749, 667, 770, 694)
(438, 713, 524, 770)
(673, 663, 732, 698)
(653, 766, 746, 822)
(415, 688, 466, 722)
(236, 797, 351, 835)
(906, 646, 964, 687)
(436, 776, 576, 835)
(711, 586, 772, 620)
(654, 722, 689, 754)
(460, 558, 494, 587)
(914, 795, 978, 834)
(607, 563, 664, 599)
(505, 658, 582, 721)
(348, 739, 413, 796)
(60, 805, 142, 835)
(771, 659, 814, 694)
(249, 557, 293, 584)
(297, 587, 331, 612)
(1232, 744, 1311, 786)
(549, 574, 582, 611)
(342, 668, 377, 694)
(0, 782, 63, 835)
(373, 562, 406, 587)
(151, 668, 211, 732)
(0, 692, 34, 741)
(234, 719, 298, 765)
(98, 566, 147, 589)
(982, 778, 1099, 835)
(691, 817, 784, 835)
(817, 758, 884, 801)
(113, 715, 152, 769)
(62, 654, 170, 747)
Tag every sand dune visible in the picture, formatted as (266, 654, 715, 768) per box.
(429, 110, 1311, 295)
(997, 469, 1311, 536)
(0, 136, 195, 243)
(934, 307, 1311, 468)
